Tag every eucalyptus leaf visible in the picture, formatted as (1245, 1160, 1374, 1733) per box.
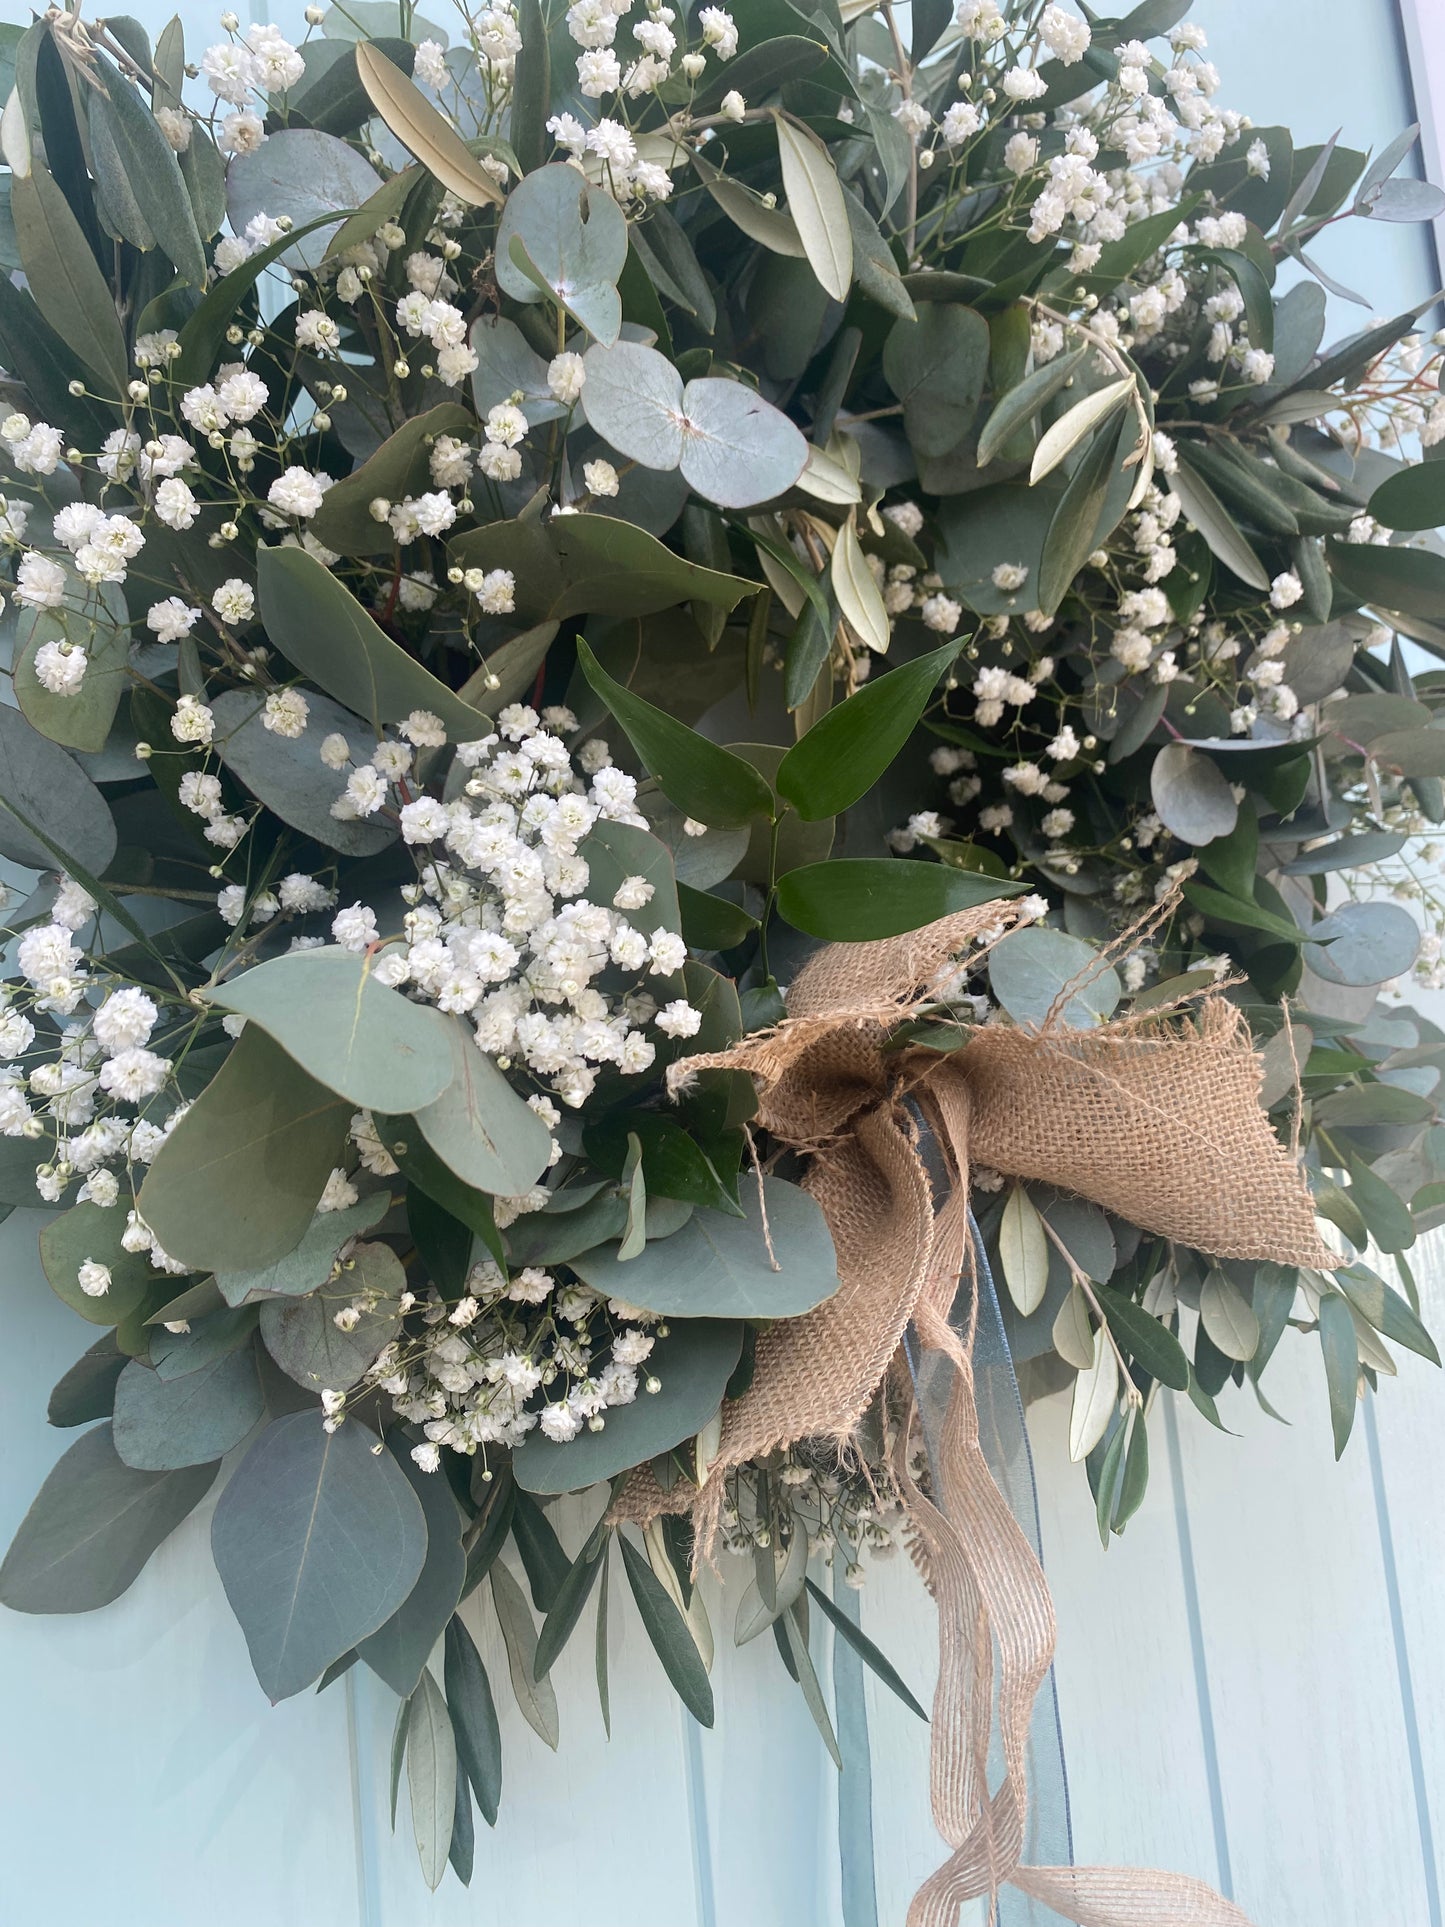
(0, 1423, 216, 1613)
(259, 1242, 404, 1392)
(1151, 742, 1240, 846)
(211, 1412, 428, 1701)
(112, 1347, 263, 1471)
(361, 1446, 466, 1697)
(496, 163, 626, 343)
(226, 127, 381, 269)
(988, 926, 1121, 1030)
(211, 688, 397, 857)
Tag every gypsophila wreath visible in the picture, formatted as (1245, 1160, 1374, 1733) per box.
(0, 0, 1443, 1900)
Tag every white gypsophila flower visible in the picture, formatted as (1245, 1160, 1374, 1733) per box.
(547, 352, 587, 404)
(267, 467, 328, 519)
(582, 459, 620, 498)
(212, 578, 255, 625)
(33, 641, 87, 696)
(263, 689, 310, 738)
(319, 732, 351, 770)
(77, 1260, 112, 1298)
(171, 695, 215, 745)
(147, 596, 201, 643)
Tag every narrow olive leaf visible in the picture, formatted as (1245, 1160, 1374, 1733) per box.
(1052, 1285, 1096, 1371)
(534, 1528, 607, 1677)
(389, 1693, 409, 1827)
(618, 1533, 714, 1726)
(405, 1669, 457, 1892)
(776, 639, 957, 821)
(1199, 1268, 1260, 1361)
(1168, 461, 1271, 591)
(0, 1424, 217, 1613)
(781, 1602, 842, 1768)
(999, 1184, 1049, 1316)
(595, 1546, 612, 1737)
(803, 1577, 928, 1720)
(1029, 374, 1133, 484)
(1069, 1326, 1119, 1463)
(1318, 1291, 1359, 1458)
(354, 41, 503, 206)
(977, 347, 1088, 467)
(1094, 1416, 1130, 1545)
(1335, 1263, 1440, 1366)
(488, 1559, 560, 1748)
(10, 164, 129, 395)
(449, 1763, 475, 1887)
(91, 52, 206, 284)
(575, 637, 773, 827)
(1037, 412, 1129, 615)
(443, 1617, 503, 1826)
(830, 519, 890, 654)
(1094, 1286, 1189, 1390)
(692, 148, 807, 257)
(773, 112, 852, 302)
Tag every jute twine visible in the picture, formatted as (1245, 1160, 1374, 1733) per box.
(615, 901, 1335, 1926)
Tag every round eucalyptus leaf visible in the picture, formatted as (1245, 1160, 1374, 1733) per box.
(494, 163, 627, 343)
(675, 376, 810, 508)
(0, 1424, 217, 1614)
(410, 1012, 555, 1197)
(578, 338, 686, 471)
(470, 315, 568, 426)
(40, 1199, 162, 1328)
(988, 925, 1122, 1031)
(225, 128, 381, 269)
(0, 701, 117, 877)
(1150, 742, 1239, 846)
(211, 1411, 427, 1700)
(211, 689, 397, 857)
(214, 1193, 391, 1307)
(514, 1319, 744, 1494)
(259, 1241, 405, 1391)
(569, 1175, 840, 1318)
(1305, 900, 1421, 986)
(112, 1346, 264, 1471)
(204, 945, 458, 1113)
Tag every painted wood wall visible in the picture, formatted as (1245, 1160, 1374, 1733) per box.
(2, 2, 1443, 1921)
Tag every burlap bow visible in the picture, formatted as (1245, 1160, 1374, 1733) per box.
(617, 902, 1336, 1926)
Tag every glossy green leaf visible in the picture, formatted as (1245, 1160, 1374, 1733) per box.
(361, 1448, 467, 1697)
(618, 1533, 713, 1726)
(569, 1177, 838, 1319)
(777, 639, 957, 821)
(575, 637, 772, 827)
(112, 1347, 263, 1471)
(777, 858, 1021, 940)
(205, 946, 457, 1114)
(309, 403, 473, 555)
(0, 1423, 216, 1613)
(212, 1412, 427, 1701)
(515, 1321, 744, 1494)
(976, 347, 1089, 468)
(139, 1025, 350, 1274)
(444, 1616, 503, 1825)
(988, 926, 1121, 1030)
(451, 512, 755, 627)
(258, 546, 490, 742)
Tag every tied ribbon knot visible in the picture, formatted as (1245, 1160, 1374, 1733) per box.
(616, 902, 1335, 1926)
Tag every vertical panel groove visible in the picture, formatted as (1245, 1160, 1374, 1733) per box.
(683, 1711, 718, 1927)
(1364, 1396, 1443, 1927)
(346, 1671, 383, 1927)
(1163, 1398, 1234, 1900)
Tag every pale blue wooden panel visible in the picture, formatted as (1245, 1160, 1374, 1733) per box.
(0, 1213, 364, 1925)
